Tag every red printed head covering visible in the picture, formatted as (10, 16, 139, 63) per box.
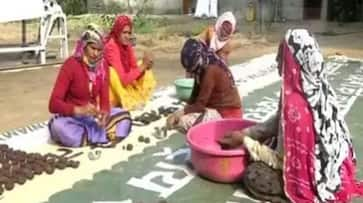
(109, 15, 133, 45)
(106, 15, 135, 72)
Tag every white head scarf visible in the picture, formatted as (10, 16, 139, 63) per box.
(209, 11, 236, 51)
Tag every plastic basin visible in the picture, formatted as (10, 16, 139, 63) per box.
(187, 119, 256, 183)
(174, 78, 194, 101)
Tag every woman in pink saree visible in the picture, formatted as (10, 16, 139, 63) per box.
(219, 29, 363, 202)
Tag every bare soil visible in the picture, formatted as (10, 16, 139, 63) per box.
(0, 17, 362, 132)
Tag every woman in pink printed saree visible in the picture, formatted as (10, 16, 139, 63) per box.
(219, 29, 363, 202)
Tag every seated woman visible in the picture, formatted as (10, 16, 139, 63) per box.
(104, 15, 156, 110)
(166, 39, 242, 133)
(219, 29, 363, 202)
(48, 25, 131, 147)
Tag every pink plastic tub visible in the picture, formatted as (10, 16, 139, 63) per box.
(186, 119, 256, 183)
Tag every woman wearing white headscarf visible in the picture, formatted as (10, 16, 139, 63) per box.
(199, 11, 237, 51)
(183, 11, 236, 79)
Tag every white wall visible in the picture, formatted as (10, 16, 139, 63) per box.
(87, 0, 304, 20)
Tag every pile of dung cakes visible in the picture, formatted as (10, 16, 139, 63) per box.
(0, 144, 80, 195)
(133, 106, 180, 126)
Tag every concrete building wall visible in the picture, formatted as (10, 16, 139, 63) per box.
(87, 0, 182, 14)
(86, 0, 305, 21)
(149, 0, 248, 16)
(282, 0, 303, 20)
(151, 0, 182, 14)
(219, 0, 305, 21)
(218, 0, 246, 17)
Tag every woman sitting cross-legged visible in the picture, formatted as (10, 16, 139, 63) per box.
(104, 15, 156, 110)
(48, 25, 131, 147)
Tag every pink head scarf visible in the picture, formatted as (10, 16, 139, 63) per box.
(73, 24, 106, 82)
(107, 15, 134, 70)
(73, 24, 104, 61)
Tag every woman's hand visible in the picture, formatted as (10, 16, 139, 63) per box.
(142, 51, 154, 70)
(166, 110, 184, 130)
(218, 130, 247, 149)
(95, 111, 109, 127)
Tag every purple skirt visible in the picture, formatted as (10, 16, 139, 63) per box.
(49, 108, 131, 147)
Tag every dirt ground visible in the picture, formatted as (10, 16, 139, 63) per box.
(0, 17, 363, 132)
